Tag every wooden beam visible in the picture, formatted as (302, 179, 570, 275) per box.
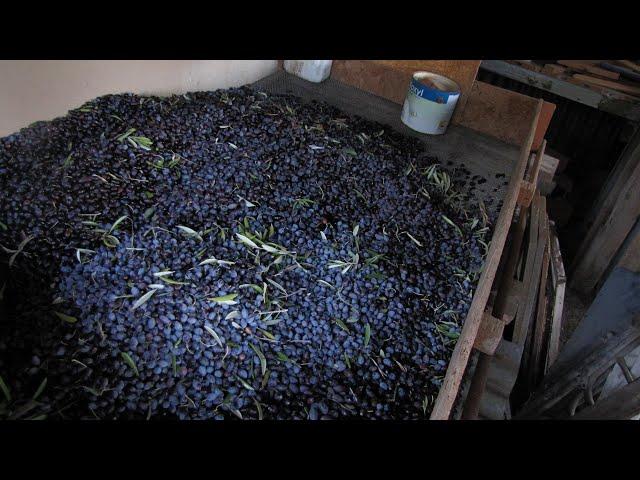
(517, 326, 640, 418)
(573, 74, 640, 97)
(430, 100, 544, 420)
(530, 230, 551, 386)
(571, 127, 640, 295)
(513, 195, 543, 346)
(546, 233, 567, 371)
(572, 376, 640, 420)
(557, 60, 620, 80)
(480, 60, 640, 122)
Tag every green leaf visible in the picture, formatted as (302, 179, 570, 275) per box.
(343, 147, 357, 156)
(405, 232, 423, 247)
(253, 398, 264, 420)
(159, 276, 190, 286)
(143, 206, 156, 219)
(131, 290, 156, 311)
(249, 343, 267, 376)
(54, 311, 78, 324)
(208, 293, 239, 305)
(82, 386, 101, 396)
(335, 319, 351, 334)
(32, 378, 47, 400)
(236, 375, 255, 391)
(364, 323, 371, 347)
(108, 215, 129, 233)
(204, 325, 224, 348)
(276, 352, 290, 363)
(0, 375, 11, 402)
(236, 233, 259, 249)
(120, 352, 139, 377)
(257, 328, 275, 341)
(177, 225, 203, 242)
(199, 257, 236, 267)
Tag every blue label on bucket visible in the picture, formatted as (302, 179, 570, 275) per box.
(409, 78, 455, 104)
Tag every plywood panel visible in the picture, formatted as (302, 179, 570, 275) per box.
(330, 60, 480, 124)
(458, 81, 555, 149)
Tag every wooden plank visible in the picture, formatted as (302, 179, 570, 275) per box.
(542, 64, 567, 77)
(457, 80, 552, 149)
(513, 195, 542, 346)
(571, 128, 640, 295)
(517, 140, 548, 208)
(493, 207, 529, 319)
(519, 199, 549, 381)
(599, 62, 640, 83)
(530, 229, 551, 386)
(329, 60, 480, 125)
(573, 74, 640, 97)
(532, 102, 556, 153)
(557, 60, 620, 80)
(572, 376, 640, 420)
(529, 139, 547, 188)
(430, 100, 544, 420)
(517, 326, 640, 418)
(474, 312, 506, 355)
(546, 232, 567, 373)
(480, 60, 640, 122)
(616, 60, 640, 73)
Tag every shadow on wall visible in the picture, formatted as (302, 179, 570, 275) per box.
(0, 60, 279, 136)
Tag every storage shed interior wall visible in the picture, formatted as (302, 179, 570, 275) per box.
(0, 60, 279, 137)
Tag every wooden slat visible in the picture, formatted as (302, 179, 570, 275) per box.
(518, 326, 640, 418)
(430, 100, 544, 420)
(530, 229, 551, 386)
(481, 60, 640, 122)
(571, 376, 640, 420)
(546, 233, 567, 372)
(493, 207, 529, 319)
(616, 60, 640, 74)
(519, 199, 549, 380)
(513, 195, 542, 346)
(542, 64, 567, 77)
(573, 73, 640, 97)
(557, 60, 620, 80)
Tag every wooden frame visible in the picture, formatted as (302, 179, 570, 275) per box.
(431, 100, 543, 419)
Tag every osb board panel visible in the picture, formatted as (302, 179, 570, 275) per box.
(329, 60, 480, 124)
(458, 81, 555, 150)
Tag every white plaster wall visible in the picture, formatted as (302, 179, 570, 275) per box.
(0, 60, 278, 136)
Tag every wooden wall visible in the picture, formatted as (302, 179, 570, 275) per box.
(327, 60, 555, 151)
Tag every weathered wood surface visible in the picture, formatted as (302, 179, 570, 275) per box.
(571, 127, 640, 295)
(546, 233, 567, 371)
(329, 60, 480, 125)
(430, 100, 543, 419)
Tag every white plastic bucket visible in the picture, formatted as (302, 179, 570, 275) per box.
(401, 71, 460, 135)
(283, 60, 333, 83)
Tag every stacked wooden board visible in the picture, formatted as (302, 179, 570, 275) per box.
(508, 60, 640, 101)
